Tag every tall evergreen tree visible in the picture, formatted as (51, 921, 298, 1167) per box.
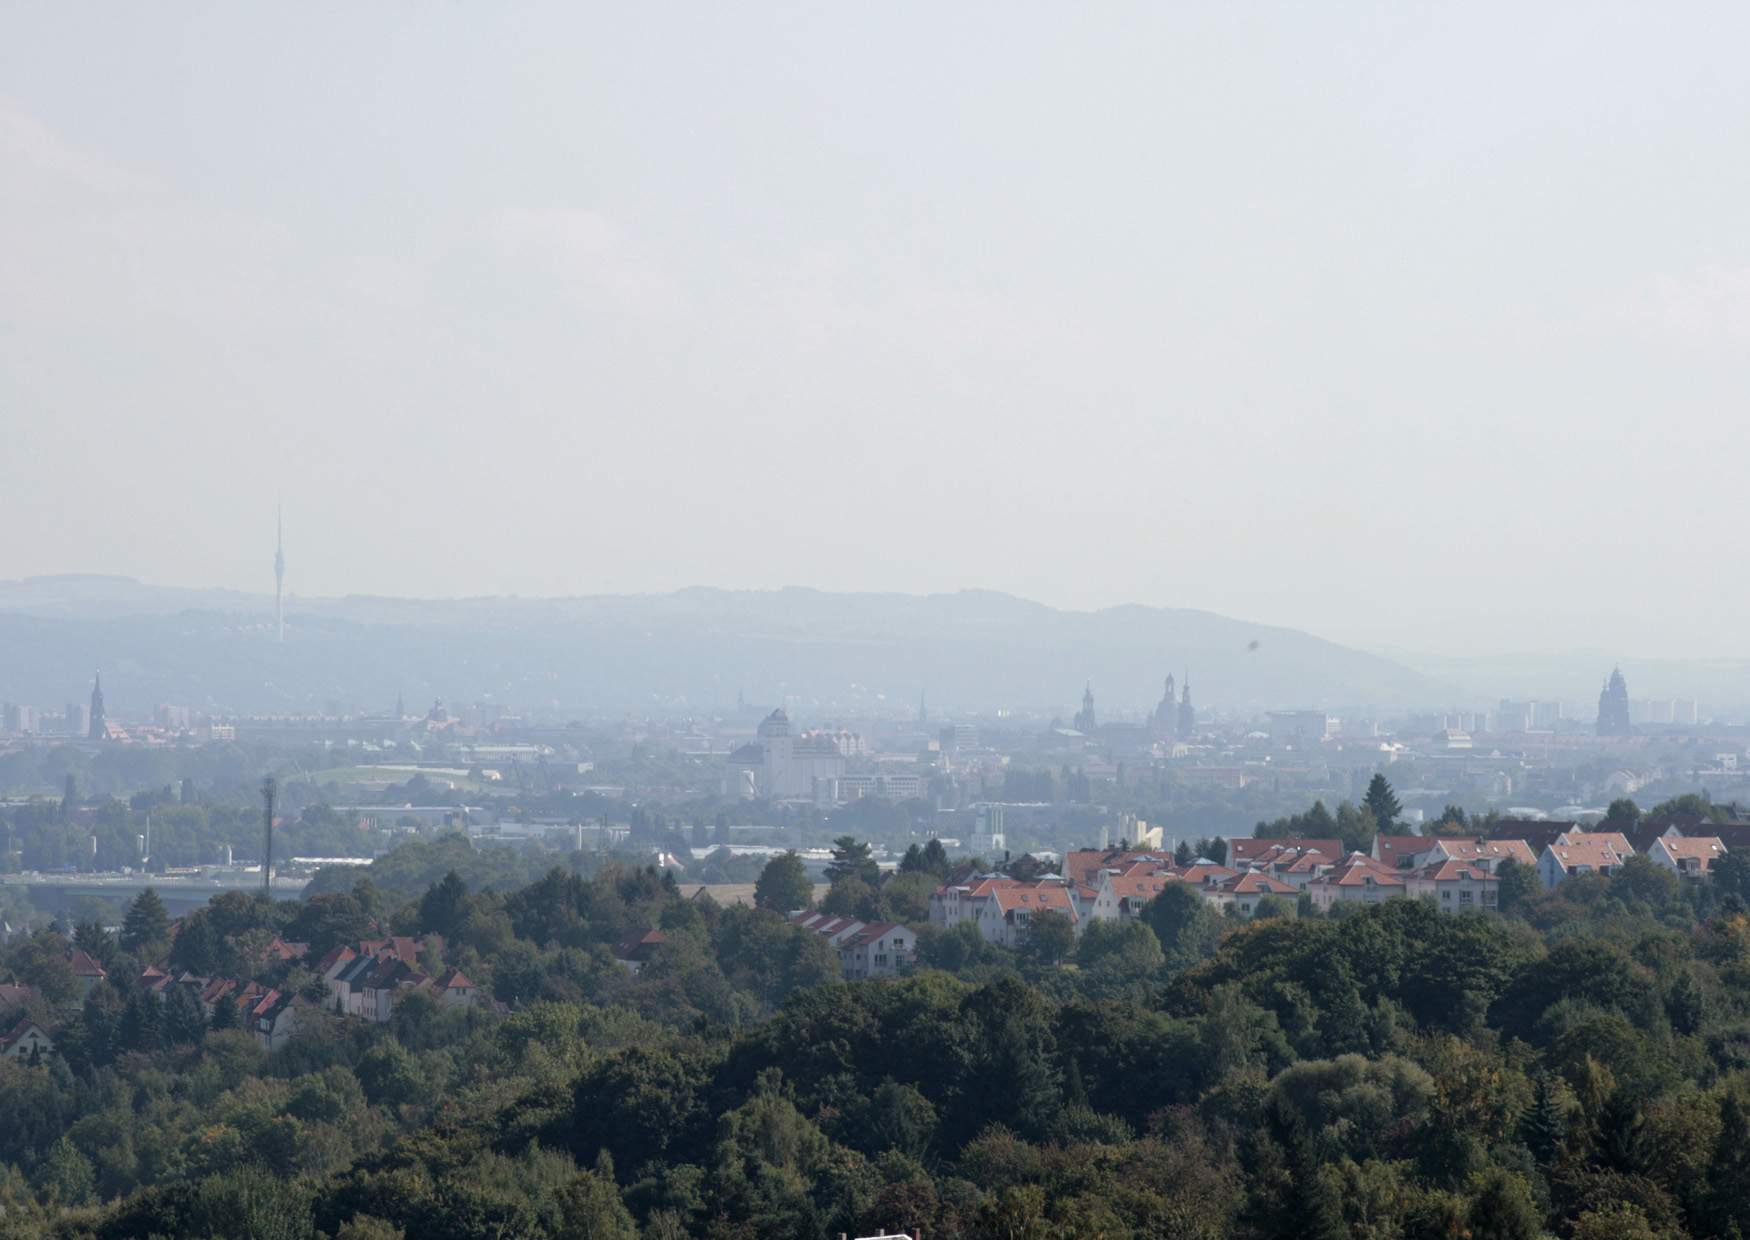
(824, 836, 878, 885)
(120, 888, 169, 954)
(117, 994, 162, 1053)
(1363, 774, 1402, 832)
(1522, 1073, 1567, 1166)
(417, 870, 472, 941)
(163, 985, 208, 1047)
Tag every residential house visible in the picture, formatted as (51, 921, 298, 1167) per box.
(610, 930, 667, 975)
(1373, 835, 1435, 870)
(1174, 863, 1239, 888)
(1244, 844, 1339, 891)
(1537, 832, 1634, 889)
(787, 912, 916, 979)
(1206, 872, 1299, 915)
(66, 948, 107, 997)
(247, 990, 301, 1052)
(1488, 819, 1579, 856)
(315, 945, 357, 988)
(1405, 859, 1499, 913)
(326, 937, 444, 1018)
(1422, 837, 1537, 874)
(336, 953, 428, 1023)
(929, 876, 1088, 949)
(0, 1018, 53, 1063)
(1084, 866, 1180, 922)
(1306, 855, 1408, 912)
(1646, 835, 1727, 879)
(431, 967, 481, 1007)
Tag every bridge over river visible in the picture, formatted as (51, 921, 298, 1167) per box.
(1, 872, 311, 918)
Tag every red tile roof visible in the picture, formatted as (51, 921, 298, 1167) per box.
(1229, 838, 1342, 865)
(1064, 848, 1176, 885)
(65, 949, 107, 979)
(1374, 835, 1433, 869)
(1543, 836, 1630, 872)
(1320, 856, 1407, 888)
(611, 929, 666, 961)
(1222, 873, 1298, 896)
(1412, 858, 1496, 883)
(1653, 835, 1727, 872)
(1430, 838, 1536, 867)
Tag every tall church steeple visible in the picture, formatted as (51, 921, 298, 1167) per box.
(274, 504, 286, 643)
(1597, 666, 1633, 736)
(88, 671, 106, 741)
(1074, 683, 1098, 733)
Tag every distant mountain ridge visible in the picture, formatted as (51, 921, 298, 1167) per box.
(0, 575, 1449, 716)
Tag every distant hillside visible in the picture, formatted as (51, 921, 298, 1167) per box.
(0, 576, 1448, 716)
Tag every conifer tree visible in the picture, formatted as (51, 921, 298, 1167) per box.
(120, 888, 169, 954)
(1363, 774, 1402, 832)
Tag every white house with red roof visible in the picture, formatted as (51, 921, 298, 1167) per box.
(1646, 835, 1727, 879)
(430, 967, 481, 1006)
(1405, 859, 1500, 913)
(1242, 843, 1340, 891)
(1205, 872, 1300, 915)
(929, 876, 1089, 949)
(1537, 831, 1634, 889)
(1373, 835, 1435, 870)
(1423, 837, 1536, 874)
(1084, 865, 1180, 922)
(788, 911, 915, 979)
(1306, 855, 1409, 912)
(65, 947, 107, 997)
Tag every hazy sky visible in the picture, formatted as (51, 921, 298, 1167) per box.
(3, 3, 1747, 658)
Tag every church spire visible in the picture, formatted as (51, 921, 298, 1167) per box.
(88, 670, 106, 741)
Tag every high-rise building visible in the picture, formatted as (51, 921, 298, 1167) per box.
(1596, 667, 1633, 737)
(88, 672, 106, 740)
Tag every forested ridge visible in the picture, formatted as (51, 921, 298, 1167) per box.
(4, 834, 1750, 1239)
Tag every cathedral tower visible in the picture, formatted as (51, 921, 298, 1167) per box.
(88, 671, 106, 741)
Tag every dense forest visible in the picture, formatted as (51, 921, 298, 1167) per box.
(3, 828, 1750, 1238)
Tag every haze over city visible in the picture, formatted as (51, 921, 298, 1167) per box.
(5, 3, 1750, 656)
(12, 8, 1750, 1240)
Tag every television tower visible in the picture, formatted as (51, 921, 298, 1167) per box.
(274, 505, 286, 642)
